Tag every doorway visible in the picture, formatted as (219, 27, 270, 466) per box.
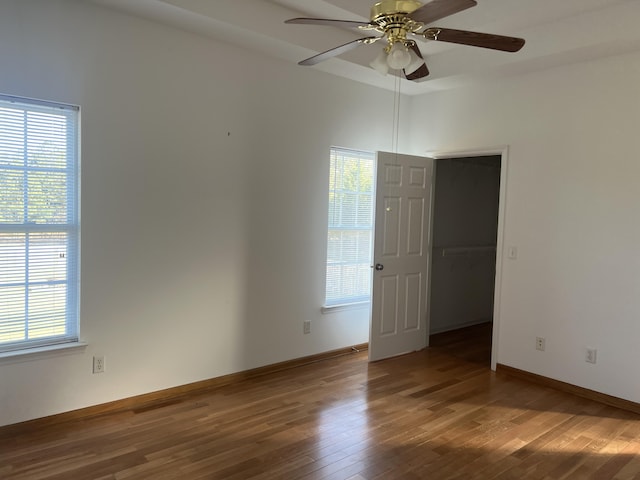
(428, 155, 502, 366)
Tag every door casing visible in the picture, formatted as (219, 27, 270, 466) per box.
(428, 146, 509, 371)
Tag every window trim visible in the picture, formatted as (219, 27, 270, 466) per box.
(0, 341, 87, 363)
(324, 146, 375, 308)
(321, 301, 370, 314)
(0, 94, 80, 354)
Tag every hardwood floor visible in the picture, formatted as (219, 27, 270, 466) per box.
(429, 322, 493, 365)
(2, 325, 640, 479)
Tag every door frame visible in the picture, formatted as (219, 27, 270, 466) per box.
(427, 145, 509, 371)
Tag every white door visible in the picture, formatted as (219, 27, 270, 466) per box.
(369, 152, 434, 362)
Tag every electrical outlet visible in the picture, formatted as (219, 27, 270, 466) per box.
(536, 337, 545, 351)
(93, 355, 105, 374)
(586, 348, 597, 364)
(303, 321, 311, 335)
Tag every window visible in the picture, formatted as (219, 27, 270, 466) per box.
(325, 147, 375, 307)
(0, 94, 79, 353)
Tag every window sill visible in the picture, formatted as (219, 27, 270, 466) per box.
(0, 342, 88, 363)
(321, 302, 370, 314)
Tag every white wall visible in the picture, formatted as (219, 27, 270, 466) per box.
(409, 52, 640, 403)
(0, 0, 413, 427)
(4, 0, 639, 428)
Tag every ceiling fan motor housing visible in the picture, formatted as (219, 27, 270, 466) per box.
(370, 0, 422, 20)
(371, 0, 424, 47)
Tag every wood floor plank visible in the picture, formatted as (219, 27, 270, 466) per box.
(2, 323, 640, 479)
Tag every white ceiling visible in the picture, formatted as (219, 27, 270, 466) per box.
(91, 0, 640, 95)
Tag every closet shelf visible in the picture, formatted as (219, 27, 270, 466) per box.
(434, 245, 496, 257)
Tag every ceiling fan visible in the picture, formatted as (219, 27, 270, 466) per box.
(285, 0, 525, 81)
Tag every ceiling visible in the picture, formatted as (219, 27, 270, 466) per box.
(91, 0, 640, 95)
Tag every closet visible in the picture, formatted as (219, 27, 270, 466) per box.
(429, 156, 501, 340)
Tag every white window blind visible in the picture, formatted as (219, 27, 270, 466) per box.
(0, 94, 79, 353)
(325, 147, 374, 306)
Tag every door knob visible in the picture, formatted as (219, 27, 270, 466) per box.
(375, 263, 384, 271)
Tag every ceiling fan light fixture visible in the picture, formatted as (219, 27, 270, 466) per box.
(386, 42, 411, 70)
(370, 49, 390, 75)
(404, 47, 423, 74)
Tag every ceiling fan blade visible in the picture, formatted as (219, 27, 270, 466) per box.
(410, 0, 477, 24)
(424, 28, 525, 52)
(285, 18, 372, 29)
(298, 37, 380, 66)
(404, 44, 429, 81)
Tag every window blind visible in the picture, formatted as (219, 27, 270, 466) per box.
(325, 147, 374, 306)
(0, 95, 79, 353)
